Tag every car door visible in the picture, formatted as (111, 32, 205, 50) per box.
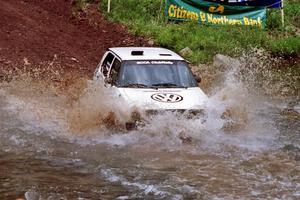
(94, 51, 115, 80)
(109, 57, 122, 86)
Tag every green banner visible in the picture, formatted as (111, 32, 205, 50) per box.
(166, 0, 266, 28)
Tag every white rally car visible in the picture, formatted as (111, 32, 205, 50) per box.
(94, 47, 208, 128)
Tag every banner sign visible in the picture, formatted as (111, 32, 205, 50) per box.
(204, 0, 282, 8)
(166, 0, 266, 28)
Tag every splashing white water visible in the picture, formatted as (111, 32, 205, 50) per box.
(0, 65, 279, 152)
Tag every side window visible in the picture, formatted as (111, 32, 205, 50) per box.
(110, 58, 121, 85)
(101, 52, 115, 77)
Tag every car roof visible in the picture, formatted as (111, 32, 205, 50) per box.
(108, 47, 185, 61)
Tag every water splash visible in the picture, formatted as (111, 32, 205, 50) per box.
(0, 63, 280, 152)
(66, 79, 132, 133)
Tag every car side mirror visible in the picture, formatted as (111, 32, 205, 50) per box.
(194, 75, 201, 83)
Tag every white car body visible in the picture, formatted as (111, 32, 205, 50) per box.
(94, 47, 208, 116)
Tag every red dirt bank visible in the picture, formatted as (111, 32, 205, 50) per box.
(0, 0, 147, 79)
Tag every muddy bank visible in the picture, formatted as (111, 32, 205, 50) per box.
(0, 0, 148, 84)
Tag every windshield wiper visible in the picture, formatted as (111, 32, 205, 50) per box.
(151, 83, 187, 88)
(121, 83, 150, 88)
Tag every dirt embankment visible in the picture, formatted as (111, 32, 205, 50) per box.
(0, 0, 147, 83)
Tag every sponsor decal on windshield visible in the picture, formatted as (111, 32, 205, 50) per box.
(136, 61, 174, 65)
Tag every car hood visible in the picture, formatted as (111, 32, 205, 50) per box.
(117, 87, 208, 110)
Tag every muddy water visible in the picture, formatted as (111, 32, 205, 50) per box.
(0, 69, 299, 200)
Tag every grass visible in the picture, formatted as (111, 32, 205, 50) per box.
(269, 36, 300, 56)
(74, 0, 299, 64)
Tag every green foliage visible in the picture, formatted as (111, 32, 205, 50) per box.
(99, 0, 299, 63)
(267, 0, 300, 30)
(285, 0, 300, 28)
(269, 36, 300, 56)
(266, 9, 282, 30)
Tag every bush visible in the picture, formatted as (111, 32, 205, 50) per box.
(285, 0, 300, 28)
(269, 36, 300, 56)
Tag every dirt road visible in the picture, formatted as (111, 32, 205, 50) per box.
(0, 0, 147, 79)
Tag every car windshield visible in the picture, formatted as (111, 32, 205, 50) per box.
(117, 60, 197, 88)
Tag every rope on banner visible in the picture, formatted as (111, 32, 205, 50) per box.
(265, 1, 282, 8)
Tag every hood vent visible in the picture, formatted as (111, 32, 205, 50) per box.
(131, 51, 144, 56)
(159, 53, 172, 56)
